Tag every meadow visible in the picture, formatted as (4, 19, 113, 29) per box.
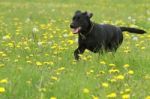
(0, 0, 150, 99)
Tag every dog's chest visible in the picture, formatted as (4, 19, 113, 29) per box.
(79, 36, 100, 51)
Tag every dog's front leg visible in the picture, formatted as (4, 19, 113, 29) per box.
(74, 47, 85, 60)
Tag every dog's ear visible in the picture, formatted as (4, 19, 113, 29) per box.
(83, 11, 93, 18)
(87, 12, 93, 18)
(75, 10, 81, 14)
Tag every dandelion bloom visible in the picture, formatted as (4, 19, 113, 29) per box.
(109, 64, 116, 67)
(128, 70, 134, 75)
(122, 94, 130, 99)
(0, 78, 8, 84)
(145, 96, 150, 99)
(116, 75, 124, 80)
(0, 87, 5, 93)
(102, 82, 109, 88)
(107, 92, 117, 98)
(36, 62, 42, 66)
(83, 88, 90, 94)
(92, 95, 99, 99)
(100, 61, 106, 65)
(50, 96, 57, 99)
(124, 64, 129, 68)
(51, 76, 58, 81)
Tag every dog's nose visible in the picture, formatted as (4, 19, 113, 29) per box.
(70, 23, 74, 28)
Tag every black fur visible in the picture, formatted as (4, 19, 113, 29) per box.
(70, 10, 146, 60)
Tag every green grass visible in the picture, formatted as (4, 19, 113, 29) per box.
(0, 0, 150, 99)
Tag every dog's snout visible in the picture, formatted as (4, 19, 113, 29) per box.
(70, 23, 74, 28)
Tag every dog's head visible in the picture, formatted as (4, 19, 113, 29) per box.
(70, 10, 93, 34)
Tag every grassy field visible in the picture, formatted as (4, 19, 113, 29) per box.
(0, 0, 150, 99)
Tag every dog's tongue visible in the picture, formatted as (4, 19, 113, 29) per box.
(72, 27, 81, 34)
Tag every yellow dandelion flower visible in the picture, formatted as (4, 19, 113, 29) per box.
(58, 67, 65, 71)
(135, 44, 139, 47)
(125, 88, 131, 93)
(50, 96, 57, 99)
(100, 61, 106, 65)
(123, 50, 130, 53)
(92, 95, 99, 99)
(145, 96, 150, 99)
(109, 64, 116, 67)
(123, 64, 130, 68)
(107, 92, 117, 98)
(122, 94, 130, 99)
(99, 71, 105, 74)
(2, 35, 11, 40)
(116, 75, 124, 80)
(0, 78, 8, 84)
(109, 69, 120, 73)
(67, 40, 74, 45)
(0, 87, 5, 93)
(128, 70, 134, 75)
(36, 62, 42, 66)
(110, 79, 117, 83)
(141, 46, 145, 50)
(26, 60, 32, 63)
(83, 88, 90, 94)
(0, 64, 5, 67)
(102, 82, 109, 88)
(2, 53, 7, 57)
(51, 76, 58, 81)
(51, 45, 57, 49)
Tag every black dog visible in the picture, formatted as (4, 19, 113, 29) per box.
(70, 10, 146, 60)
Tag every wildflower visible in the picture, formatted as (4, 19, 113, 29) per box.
(83, 88, 90, 94)
(37, 41, 44, 46)
(92, 95, 99, 99)
(107, 92, 117, 98)
(63, 34, 68, 37)
(110, 79, 116, 83)
(26, 60, 32, 63)
(116, 75, 124, 80)
(123, 50, 130, 53)
(50, 96, 57, 99)
(36, 62, 42, 66)
(109, 64, 116, 67)
(109, 69, 120, 73)
(122, 94, 130, 99)
(58, 67, 65, 71)
(135, 44, 140, 47)
(0, 64, 5, 67)
(2, 35, 11, 40)
(51, 76, 58, 81)
(141, 46, 145, 50)
(145, 96, 150, 99)
(123, 64, 129, 68)
(132, 36, 138, 41)
(128, 70, 134, 75)
(100, 61, 106, 65)
(32, 27, 39, 33)
(39, 88, 46, 92)
(102, 82, 109, 88)
(0, 87, 5, 93)
(0, 78, 8, 84)
(125, 88, 131, 93)
(67, 40, 74, 45)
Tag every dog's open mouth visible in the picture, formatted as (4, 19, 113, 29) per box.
(72, 27, 81, 34)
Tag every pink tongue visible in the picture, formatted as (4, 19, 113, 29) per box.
(72, 28, 80, 33)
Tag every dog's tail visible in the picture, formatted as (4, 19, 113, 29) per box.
(120, 27, 146, 34)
